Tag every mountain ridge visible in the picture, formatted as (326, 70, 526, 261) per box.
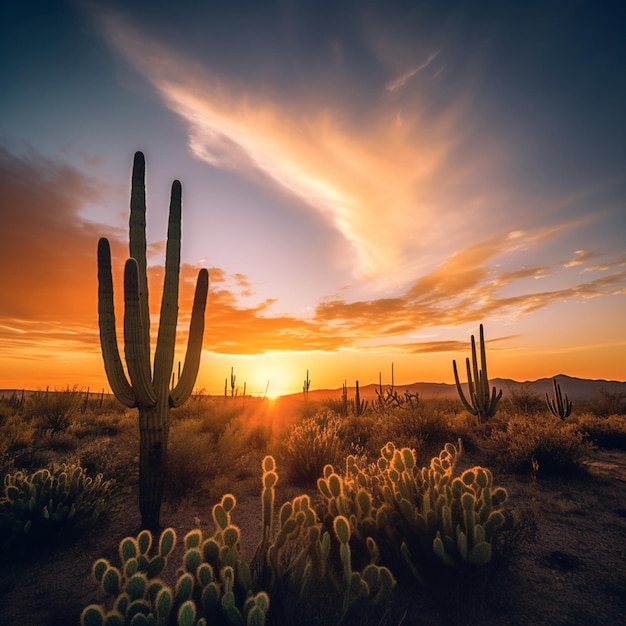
(290, 374, 626, 402)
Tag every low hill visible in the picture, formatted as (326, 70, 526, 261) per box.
(294, 374, 626, 403)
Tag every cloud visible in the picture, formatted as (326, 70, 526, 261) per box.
(584, 253, 626, 272)
(0, 145, 108, 322)
(94, 10, 493, 286)
(563, 249, 599, 268)
(385, 52, 439, 92)
(0, 145, 123, 358)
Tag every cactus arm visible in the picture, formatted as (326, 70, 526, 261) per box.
(154, 181, 182, 396)
(453, 359, 477, 415)
(129, 152, 151, 363)
(171, 268, 208, 407)
(489, 386, 503, 415)
(479, 325, 489, 385)
(124, 259, 157, 407)
(97, 237, 135, 408)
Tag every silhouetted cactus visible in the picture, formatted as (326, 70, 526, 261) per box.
(353, 381, 369, 416)
(230, 367, 237, 397)
(453, 324, 502, 423)
(546, 378, 572, 419)
(97, 152, 208, 530)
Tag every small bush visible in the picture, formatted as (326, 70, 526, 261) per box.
(575, 413, 626, 450)
(502, 384, 545, 415)
(27, 387, 83, 434)
(390, 403, 461, 453)
(489, 414, 593, 476)
(73, 411, 129, 439)
(337, 414, 398, 460)
(279, 409, 349, 485)
(166, 418, 217, 500)
(592, 390, 626, 418)
(0, 462, 114, 553)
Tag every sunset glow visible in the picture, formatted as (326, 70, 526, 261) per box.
(1, 2, 624, 395)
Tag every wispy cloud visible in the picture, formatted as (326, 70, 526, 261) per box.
(385, 52, 439, 92)
(563, 249, 599, 268)
(198, 236, 626, 355)
(95, 11, 492, 285)
(584, 253, 626, 272)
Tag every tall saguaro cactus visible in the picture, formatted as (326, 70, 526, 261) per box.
(452, 324, 502, 423)
(97, 152, 208, 530)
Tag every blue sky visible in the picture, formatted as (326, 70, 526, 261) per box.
(1, 0, 625, 395)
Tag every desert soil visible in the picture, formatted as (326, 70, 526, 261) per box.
(1, 448, 625, 625)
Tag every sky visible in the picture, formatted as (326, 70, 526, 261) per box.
(1, 0, 625, 397)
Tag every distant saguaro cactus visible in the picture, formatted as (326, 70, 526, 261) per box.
(97, 152, 208, 530)
(453, 324, 502, 423)
(546, 378, 572, 419)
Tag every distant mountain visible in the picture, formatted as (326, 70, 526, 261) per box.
(296, 375, 626, 402)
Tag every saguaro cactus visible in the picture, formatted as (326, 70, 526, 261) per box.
(97, 152, 208, 530)
(452, 324, 502, 423)
(546, 378, 572, 419)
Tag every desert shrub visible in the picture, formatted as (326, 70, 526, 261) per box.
(489, 414, 593, 476)
(389, 403, 459, 452)
(27, 386, 83, 434)
(0, 413, 35, 454)
(279, 409, 349, 485)
(321, 396, 349, 417)
(217, 416, 271, 465)
(575, 413, 626, 450)
(38, 431, 80, 453)
(502, 384, 545, 415)
(73, 411, 129, 439)
(166, 418, 217, 500)
(337, 414, 397, 460)
(177, 396, 247, 437)
(0, 462, 114, 554)
(591, 390, 626, 417)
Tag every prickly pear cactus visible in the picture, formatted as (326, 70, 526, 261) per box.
(316, 440, 515, 584)
(0, 462, 113, 553)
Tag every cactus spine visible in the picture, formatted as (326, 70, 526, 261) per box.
(546, 378, 572, 418)
(97, 152, 208, 530)
(453, 324, 502, 423)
